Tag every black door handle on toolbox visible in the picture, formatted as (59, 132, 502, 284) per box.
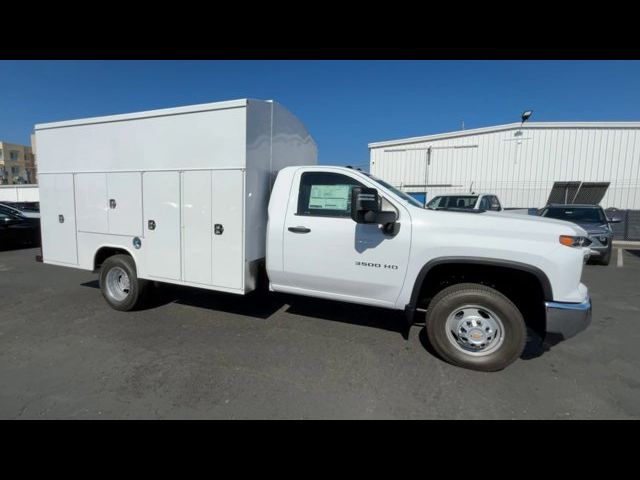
(288, 226, 311, 233)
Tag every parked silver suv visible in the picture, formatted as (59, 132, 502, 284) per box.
(539, 204, 621, 266)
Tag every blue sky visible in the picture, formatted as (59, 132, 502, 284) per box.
(1, 60, 640, 168)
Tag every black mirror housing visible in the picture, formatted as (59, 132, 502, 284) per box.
(351, 187, 399, 227)
(351, 187, 380, 223)
(374, 210, 398, 224)
(608, 217, 622, 224)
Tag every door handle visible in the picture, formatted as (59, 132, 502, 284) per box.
(109, 198, 117, 209)
(214, 224, 224, 235)
(288, 226, 311, 234)
(148, 220, 156, 230)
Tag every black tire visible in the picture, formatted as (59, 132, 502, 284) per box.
(425, 283, 527, 372)
(99, 254, 148, 311)
(597, 247, 612, 266)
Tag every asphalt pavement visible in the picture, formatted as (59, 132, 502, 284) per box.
(1, 246, 639, 419)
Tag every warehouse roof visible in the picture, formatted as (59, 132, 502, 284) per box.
(368, 121, 640, 148)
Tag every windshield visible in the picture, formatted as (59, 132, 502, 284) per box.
(541, 206, 606, 224)
(0, 205, 25, 219)
(360, 172, 424, 208)
(427, 195, 478, 210)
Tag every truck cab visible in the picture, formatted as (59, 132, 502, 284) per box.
(267, 166, 591, 371)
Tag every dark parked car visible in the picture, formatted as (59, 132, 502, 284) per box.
(538, 204, 621, 265)
(0, 205, 41, 248)
(0, 201, 40, 218)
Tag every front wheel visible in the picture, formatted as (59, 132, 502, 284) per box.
(425, 283, 526, 372)
(99, 254, 147, 311)
(597, 247, 612, 266)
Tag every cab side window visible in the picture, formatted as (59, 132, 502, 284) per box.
(297, 172, 364, 218)
(426, 196, 442, 209)
(489, 196, 501, 211)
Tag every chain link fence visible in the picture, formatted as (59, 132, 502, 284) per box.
(605, 209, 640, 241)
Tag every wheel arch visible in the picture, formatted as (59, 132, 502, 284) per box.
(405, 257, 553, 330)
(93, 245, 136, 271)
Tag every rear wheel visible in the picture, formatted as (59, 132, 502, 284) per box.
(99, 254, 147, 311)
(425, 283, 526, 372)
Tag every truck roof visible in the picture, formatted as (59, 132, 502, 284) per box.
(431, 192, 494, 197)
(35, 98, 264, 130)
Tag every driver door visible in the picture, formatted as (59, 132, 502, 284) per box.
(281, 169, 411, 307)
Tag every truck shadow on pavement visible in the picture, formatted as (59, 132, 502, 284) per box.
(81, 280, 284, 320)
(81, 280, 547, 361)
(81, 279, 409, 333)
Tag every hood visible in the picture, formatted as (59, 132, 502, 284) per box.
(417, 208, 588, 237)
(569, 221, 611, 235)
(482, 210, 588, 235)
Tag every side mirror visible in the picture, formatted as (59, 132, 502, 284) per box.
(608, 216, 622, 224)
(350, 187, 398, 225)
(351, 187, 380, 223)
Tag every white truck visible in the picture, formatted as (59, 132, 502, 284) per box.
(426, 193, 503, 212)
(35, 99, 592, 371)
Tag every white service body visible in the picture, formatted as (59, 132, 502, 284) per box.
(35, 99, 316, 294)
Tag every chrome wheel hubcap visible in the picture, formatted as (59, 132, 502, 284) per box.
(445, 305, 504, 356)
(105, 266, 131, 302)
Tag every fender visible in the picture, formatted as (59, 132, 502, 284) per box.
(93, 244, 137, 271)
(404, 256, 554, 324)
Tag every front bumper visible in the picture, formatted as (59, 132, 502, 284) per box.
(544, 297, 592, 345)
(586, 235, 612, 257)
(588, 245, 610, 257)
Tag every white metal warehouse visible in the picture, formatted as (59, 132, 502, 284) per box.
(369, 122, 640, 209)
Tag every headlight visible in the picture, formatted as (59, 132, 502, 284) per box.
(559, 235, 592, 247)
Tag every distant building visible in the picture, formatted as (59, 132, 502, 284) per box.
(0, 140, 37, 184)
(369, 122, 640, 209)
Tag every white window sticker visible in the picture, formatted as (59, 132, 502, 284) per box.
(308, 184, 351, 211)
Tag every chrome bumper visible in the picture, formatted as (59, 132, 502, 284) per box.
(544, 297, 592, 345)
(588, 246, 609, 256)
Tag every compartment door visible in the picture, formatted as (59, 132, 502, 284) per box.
(182, 170, 213, 285)
(212, 170, 244, 290)
(142, 171, 181, 280)
(39, 174, 78, 265)
(107, 172, 143, 236)
(75, 173, 108, 233)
